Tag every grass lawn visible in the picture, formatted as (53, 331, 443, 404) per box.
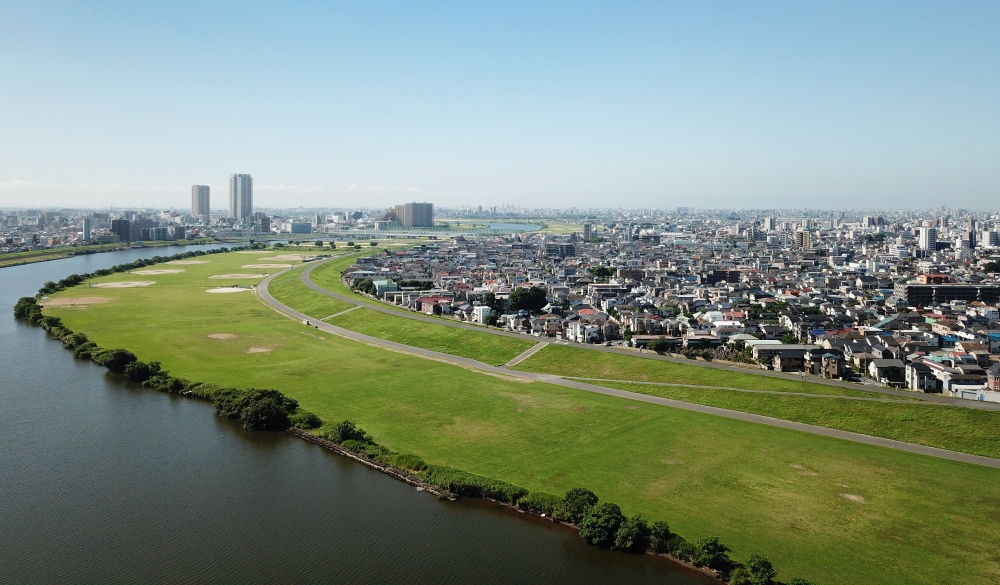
(582, 380, 1000, 460)
(328, 307, 535, 365)
(268, 266, 356, 318)
(514, 343, 889, 398)
(39, 250, 1000, 585)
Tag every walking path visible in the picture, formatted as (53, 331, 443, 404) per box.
(567, 378, 927, 403)
(257, 266, 1000, 470)
(505, 341, 549, 367)
(321, 305, 361, 321)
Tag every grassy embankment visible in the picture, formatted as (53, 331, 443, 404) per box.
(513, 345, 1000, 460)
(40, 250, 1000, 585)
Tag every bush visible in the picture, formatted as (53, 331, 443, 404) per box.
(289, 410, 322, 429)
(123, 360, 161, 383)
(578, 502, 625, 548)
(213, 388, 299, 431)
(516, 491, 563, 516)
(694, 536, 732, 572)
(729, 566, 752, 585)
(421, 466, 527, 504)
(92, 348, 137, 373)
(329, 420, 368, 443)
(389, 453, 428, 472)
(787, 579, 815, 585)
(746, 553, 776, 585)
(564, 487, 599, 524)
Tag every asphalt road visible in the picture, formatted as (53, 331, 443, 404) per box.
(257, 263, 1000, 470)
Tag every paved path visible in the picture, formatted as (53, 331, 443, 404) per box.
(258, 266, 1000, 470)
(295, 259, 1000, 411)
(568, 378, 928, 403)
(321, 305, 361, 321)
(505, 342, 550, 367)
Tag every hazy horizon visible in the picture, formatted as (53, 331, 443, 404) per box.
(2, 2, 998, 210)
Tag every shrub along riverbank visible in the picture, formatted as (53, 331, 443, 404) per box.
(15, 255, 815, 585)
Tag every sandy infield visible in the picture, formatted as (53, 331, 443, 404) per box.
(132, 269, 184, 275)
(167, 260, 209, 265)
(207, 333, 238, 339)
(92, 281, 155, 288)
(206, 287, 250, 293)
(41, 296, 114, 307)
(247, 347, 272, 353)
(242, 264, 291, 269)
(209, 274, 261, 279)
(237, 250, 271, 254)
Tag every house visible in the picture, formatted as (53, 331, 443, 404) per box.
(868, 359, 905, 385)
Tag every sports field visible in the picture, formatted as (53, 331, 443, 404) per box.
(41, 249, 1000, 585)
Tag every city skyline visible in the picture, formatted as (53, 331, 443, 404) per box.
(1, 2, 998, 210)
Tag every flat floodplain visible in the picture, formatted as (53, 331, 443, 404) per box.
(42, 251, 1000, 585)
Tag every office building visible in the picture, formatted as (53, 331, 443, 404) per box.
(82, 217, 92, 243)
(394, 202, 434, 227)
(191, 185, 210, 223)
(582, 223, 592, 241)
(229, 174, 253, 222)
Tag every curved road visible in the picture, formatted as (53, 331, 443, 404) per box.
(257, 262, 1000, 470)
(295, 259, 1000, 410)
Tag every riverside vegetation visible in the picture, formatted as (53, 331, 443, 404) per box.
(14, 294, 808, 585)
(26, 245, 1000, 585)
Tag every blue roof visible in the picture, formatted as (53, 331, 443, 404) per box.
(942, 335, 959, 342)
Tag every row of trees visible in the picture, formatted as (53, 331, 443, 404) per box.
(314, 422, 816, 584)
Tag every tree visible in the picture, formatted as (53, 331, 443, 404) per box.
(649, 520, 674, 553)
(780, 333, 798, 344)
(746, 554, 777, 585)
(649, 337, 673, 354)
(588, 266, 612, 281)
(613, 515, 650, 553)
(694, 536, 732, 572)
(578, 502, 625, 548)
(314, 240, 324, 247)
(509, 286, 547, 313)
(563, 487, 599, 524)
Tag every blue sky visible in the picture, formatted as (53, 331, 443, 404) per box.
(1, 1, 997, 210)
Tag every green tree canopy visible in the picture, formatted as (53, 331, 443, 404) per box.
(563, 487, 599, 524)
(509, 286, 548, 313)
(578, 502, 625, 548)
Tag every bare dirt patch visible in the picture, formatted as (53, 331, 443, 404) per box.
(208, 333, 238, 339)
(92, 281, 155, 288)
(132, 269, 184, 275)
(625, 405, 639, 410)
(265, 254, 309, 260)
(237, 250, 271, 254)
(841, 493, 866, 503)
(206, 287, 250, 294)
(572, 406, 589, 412)
(167, 260, 208, 265)
(791, 464, 820, 476)
(41, 296, 114, 307)
(247, 347, 272, 354)
(242, 264, 291, 269)
(209, 274, 261, 279)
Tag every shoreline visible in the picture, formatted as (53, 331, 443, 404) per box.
(0, 239, 215, 270)
(286, 427, 725, 583)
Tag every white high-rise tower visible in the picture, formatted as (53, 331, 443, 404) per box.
(229, 174, 253, 222)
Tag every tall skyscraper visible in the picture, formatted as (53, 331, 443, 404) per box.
(229, 174, 253, 222)
(191, 185, 210, 224)
(393, 202, 434, 227)
(919, 227, 938, 252)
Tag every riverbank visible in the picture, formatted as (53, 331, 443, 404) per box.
(34, 247, 1000, 585)
(0, 238, 215, 269)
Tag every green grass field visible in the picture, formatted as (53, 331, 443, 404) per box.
(515, 344, 892, 397)
(584, 380, 1000, 460)
(39, 249, 1000, 585)
(328, 307, 534, 365)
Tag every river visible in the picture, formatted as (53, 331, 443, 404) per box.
(0, 245, 712, 584)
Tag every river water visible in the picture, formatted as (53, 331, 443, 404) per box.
(0, 245, 712, 585)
